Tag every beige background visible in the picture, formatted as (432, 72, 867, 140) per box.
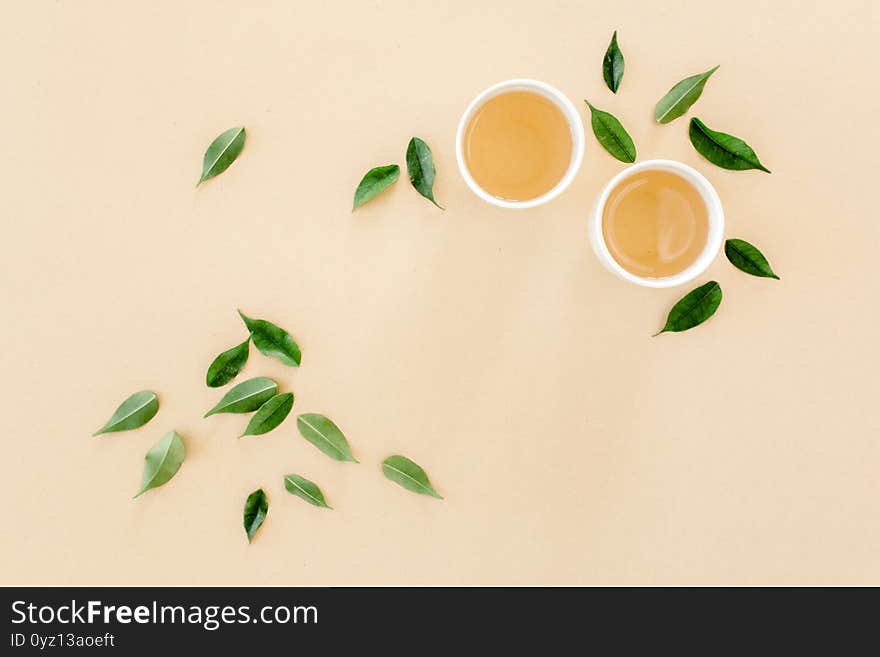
(1, 0, 878, 585)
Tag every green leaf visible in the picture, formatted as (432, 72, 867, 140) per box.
(602, 31, 624, 94)
(725, 239, 780, 280)
(406, 137, 443, 209)
(655, 281, 723, 336)
(205, 339, 249, 387)
(353, 164, 399, 210)
(689, 118, 771, 173)
(198, 126, 246, 185)
(584, 101, 636, 163)
(238, 310, 301, 366)
(241, 392, 294, 437)
(283, 474, 331, 509)
(243, 488, 268, 543)
(134, 431, 185, 498)
(381, 455, 442, 499)
(654, 66, 719, 124)
(93, 390, 159, 436)
(296, 413, 357, 462)
(204, 377, 277, 417)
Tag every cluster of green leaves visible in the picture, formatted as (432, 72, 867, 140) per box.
(590, 33, 769, 173)
(353, 137, 443, 210)
(201, 309, 443, 543)
(93, 301, 442, 545)
(202, 310, 301, 440)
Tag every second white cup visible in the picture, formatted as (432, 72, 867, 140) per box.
(589, 159, 725, 288)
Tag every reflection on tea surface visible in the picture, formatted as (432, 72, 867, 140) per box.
(602, 170, 709, 278)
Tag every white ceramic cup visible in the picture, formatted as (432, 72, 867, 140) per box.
(455, 79, 586, 209)
(589, 159, 724, 288)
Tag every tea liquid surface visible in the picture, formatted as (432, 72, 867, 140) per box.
(602, 170, 709, 278)
(463, 91, 572, 201)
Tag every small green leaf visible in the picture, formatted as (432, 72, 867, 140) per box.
(198, 126, 245, 185)
(406, 137, 443, 209)
(134, 431, 185, 498)
(241, 392, 294, 437)
(655, 281, 723, 336)
(602, 31, 625, 94)
(283, 474, 331, 509)
(238, 310, 301, 366)
(381, 455, 442, 499)
(243, 488, 268, 543)
(204, 377, 277, 417)
(93, 390, 159, 436)
(654, 66, 719, 124)
(296, 414, 357, 462)
(689, 118, 771, 173)
(205, 339, 249, 387)
(725, 239, 780, 280)
(353, 164, 400, 210)
(585, 101, 636, 163)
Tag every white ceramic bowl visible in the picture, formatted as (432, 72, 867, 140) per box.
(589, 159, 724, 288)
(455, 79, 585, 209)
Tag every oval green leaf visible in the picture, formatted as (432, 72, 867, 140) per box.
(238, 310, 301, 366)
(283, 474, 331, 509)
(689, 118, 771, 173)
(406, 137, 443, 209)
(381, 455, 442, 499)
(602, 31, 624, 94)
(134, 431, 185, 498)
(204, 376, 277, 417)
(353, 164, 399, 210)
(655, 281, 723, 336)
(725, 239, 780, 280)
(296, 413, 357, 462)
(654, 66, 719, 124)
(585, 101, 636, 163)
(243, 488, 268, 543)
(205, 339, 249, 387)
(198, 126, 245, 185)
(241, 392, 294, 437)
(93, 390, 159, 436)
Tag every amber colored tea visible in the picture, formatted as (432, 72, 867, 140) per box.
(602, 170, 709, 278)
(463, 91, 572, 201)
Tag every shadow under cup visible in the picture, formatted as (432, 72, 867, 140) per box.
(589, 160, 725, 289)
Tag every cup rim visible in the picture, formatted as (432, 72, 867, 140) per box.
(455, 78, 586, 209)
(589, 159, 725, 288)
